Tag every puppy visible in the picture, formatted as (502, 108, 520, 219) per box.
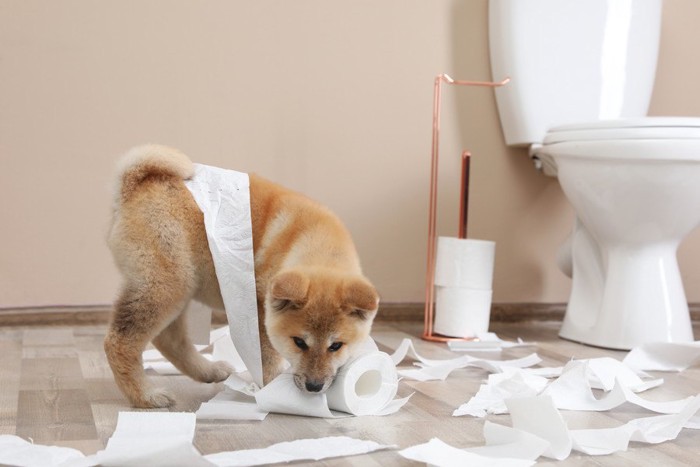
(105, 145, 379, 408)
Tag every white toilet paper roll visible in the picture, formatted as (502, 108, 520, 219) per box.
(255, 351, 398, 417)
(434, 286, 493, 338)
(326, 351, 398, 416)
(434, 236, 495, 289)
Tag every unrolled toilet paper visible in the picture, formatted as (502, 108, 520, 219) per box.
(184, 163, 263, 386)
(434, 236, 495, 289)
(434, 286, 492, 338)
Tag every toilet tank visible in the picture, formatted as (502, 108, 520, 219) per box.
(489, 0, 663, 146)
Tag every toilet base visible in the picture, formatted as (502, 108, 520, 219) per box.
(559, 242, 695, 351)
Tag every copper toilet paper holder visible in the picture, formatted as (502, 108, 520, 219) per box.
(422, 74, 509, 343)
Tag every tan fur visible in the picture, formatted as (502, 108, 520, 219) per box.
(106, 145, 379, 408)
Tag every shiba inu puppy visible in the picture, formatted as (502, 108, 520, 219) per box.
(105, 145, 379, 408)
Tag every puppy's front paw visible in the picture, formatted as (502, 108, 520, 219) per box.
(200, 361, 233, 383)
(134, 388, 176, 408)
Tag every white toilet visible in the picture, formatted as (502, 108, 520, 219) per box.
(489, 0, 700, 349)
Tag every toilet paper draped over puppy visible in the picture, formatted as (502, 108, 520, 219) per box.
(184, 163, 263, 386)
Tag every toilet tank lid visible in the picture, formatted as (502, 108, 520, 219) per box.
(544, 117, 700, 144)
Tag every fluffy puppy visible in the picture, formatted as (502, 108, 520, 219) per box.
(105, 145, 379, 408)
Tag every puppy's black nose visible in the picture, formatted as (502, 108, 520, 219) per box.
(305, 380, 324, 392)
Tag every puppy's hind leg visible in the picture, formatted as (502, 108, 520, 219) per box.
(104, 287, 187, 408)
(152, 311, 232, 383)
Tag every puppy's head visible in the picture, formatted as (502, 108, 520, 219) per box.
(264, 267, 379, 394)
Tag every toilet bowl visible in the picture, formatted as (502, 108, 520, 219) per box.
(537, 118, 700, 349)
(489, 0, 700, 349)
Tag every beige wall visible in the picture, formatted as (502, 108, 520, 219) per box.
(1, 0, 700, 308)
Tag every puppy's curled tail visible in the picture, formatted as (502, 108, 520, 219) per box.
(114, 144, 194, 204)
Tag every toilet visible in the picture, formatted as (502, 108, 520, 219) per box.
(489, 0, 700, 349)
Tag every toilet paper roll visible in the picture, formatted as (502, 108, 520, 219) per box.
(255, 351, 398, 417)
(434, 237, 495, 289)
(326, 351, 398, 416)
(434, 286, 493, 338)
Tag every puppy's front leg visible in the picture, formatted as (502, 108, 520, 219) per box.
(152, 311, 232, 383)
(258, 301, 285, 385)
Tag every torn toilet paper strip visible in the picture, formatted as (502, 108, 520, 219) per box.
(398, 438, 535, 467)
(398, 422, 549, 465)
(623, 341, 700, 372)
(209, 327, 247, 373)
(0, 435, 85, 467)
(184, 164, 262, 386)
(506, 395, 573, 460)
(144, 327, 246, 375)
(195, 380, 269, 421)
(390, 337, 541, 382)
(469, 421, 550, 460)
(204, 436, 395, 466)
(396, 353, 542, 382)
(453, 370, 547, 417)
(63, 412, 212, 467)
(543, 361, 685, 413)
(447, 332, 534, 352)
(583, 357, 660, 392)
(569, 395, 700, 455)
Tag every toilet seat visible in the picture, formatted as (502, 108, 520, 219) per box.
(544, 117, 700, 144)
(534, 117, 700, 169)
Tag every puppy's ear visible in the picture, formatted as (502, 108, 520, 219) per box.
(343, 278, 379, 320)
(270, 270, 309, 312)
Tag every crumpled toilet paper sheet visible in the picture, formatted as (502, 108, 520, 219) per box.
(143, 326, 246, 375)
(204, 437, 394, 467)
(454, 359, 675, 417)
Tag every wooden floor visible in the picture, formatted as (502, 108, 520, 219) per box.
(2, 320, 700, 466)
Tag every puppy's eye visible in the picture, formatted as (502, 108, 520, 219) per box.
(292, 337, 308, 350)
(328, 342, 343, 352)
